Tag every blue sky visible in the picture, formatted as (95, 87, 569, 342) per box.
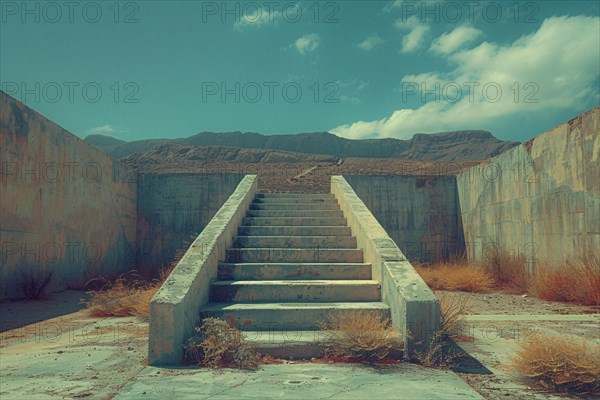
(1, 1, 599, 143)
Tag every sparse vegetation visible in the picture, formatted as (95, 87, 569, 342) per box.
(414, 261, 495, 292)
(534, 257, 600, 306)
(84, 237, 192, 318)
(184, 318, 259, 369)
(512, 332, 600, 396)
(319, 310, 403, 363)
(18, 266, 54, 299)
(437, 292, 473, 337)
(416, 251, 598, 307)
(84, 271, 160, 318)
(410, 331, 458, 369)
(481, 247, 531, 294)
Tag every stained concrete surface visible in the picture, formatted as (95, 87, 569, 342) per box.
(136, 173, 244, 271)
(0, 290, 90, 332)
(345, 175, 464, 263)
(0, 92, 137, 300)
(114, 363, 484, 400)
(1, 291, 598, 399)
(457, 106, 599, 267)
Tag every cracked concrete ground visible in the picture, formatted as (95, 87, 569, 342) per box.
(1, 290, 598, 399)
(114, 363, 483, 399)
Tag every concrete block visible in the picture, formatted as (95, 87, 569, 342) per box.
(201, 302, 391, 330)
(250, 203, 340, 210)
(242, 217, 347, 226)
(238, 226, 352, 236)
(210, 280, 381, 302)
(225, 248, 364, 263)
(233, 235, 357, 248)
(217, 262, 372, 281)
(247, 210, 344, 218)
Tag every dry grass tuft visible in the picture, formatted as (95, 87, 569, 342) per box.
(84, 240, 186, 318)
(512, 332, 600, 396)
(84, 272, 160, 318)
(410, 331, 459, 369)
(18, 266, 54, 299)
(437, 292, 473, 336)
(481, 247, 531, 294)
(319, 310, 403, 362)
(414, 261, 495, 293)
(534, 257, 600, 306)
(185, 318, 259, 369)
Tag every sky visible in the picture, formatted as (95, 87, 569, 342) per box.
(1, 0, 599, 143)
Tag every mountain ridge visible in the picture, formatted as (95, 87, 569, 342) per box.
(85, 129, 519, 162)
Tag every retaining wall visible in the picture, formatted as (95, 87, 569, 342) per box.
(136, 173, 244, 273)
(0, 91, 137, 300)
(456, 106, 599, 268)
(344, 175, 464, 262)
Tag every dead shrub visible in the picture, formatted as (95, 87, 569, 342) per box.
(18, 266, 54, 299)
(512, 332, 600, 396)
(84, 272, 160, 318)
(482, 247, 531, 293)
(534, 257, 600, 306)
(184, 318, 259, 369)
(410, 331, 459, 369)
(437, 292, 473, 337)
(414, 261, 495, 293)
(319, 310, 403, 362)
(84, 250, 179, 319)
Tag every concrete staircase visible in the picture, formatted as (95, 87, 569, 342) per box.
(201, 193, 390, 358)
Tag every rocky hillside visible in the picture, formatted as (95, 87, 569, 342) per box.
(86, 130, 519, 162)
(121, 143, 337, 165)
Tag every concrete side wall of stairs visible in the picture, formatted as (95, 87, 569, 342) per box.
(148, 175, 258, 366)
(332, 176, 441, 357)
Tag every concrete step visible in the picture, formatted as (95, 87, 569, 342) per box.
(233, 236, 356, 248)
(256, 193, 334, 200)
(243, 217, 347, 226)
(218, 262, 372, 281)
(243, 330, 325, 359)
(247, 210, 344, 218)
(253, 198, 338, 204)
(242, 330, 403, 360)
(200, 302, 391, 331)
(225, 248, 364, 263)
(210, 280, 381, 302)
(238, 226, 352, 236)
(250, 203, 340, 211)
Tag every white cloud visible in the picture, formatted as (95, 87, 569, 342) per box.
(337, 79, 370, 91)
(85, 125, 115, 136)
(395, 16, 430, 53)
(293, 33, 320, 55)
(331, 15, 600, 140)
(430, 25, 482, 55)
(381, 0, 403, 13)
(233, 9, 282, 31)
(340, 95, 361, 105)
(357, 34, 384, 51)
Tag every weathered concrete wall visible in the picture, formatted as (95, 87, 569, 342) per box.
(149, 175, 257, 365)
(0, 92, 137, 300)
(136, 173, 244, 273)
(332, 176, 440, 357)
(457, 106, 600, 267)
(344, 175, 464, 262)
